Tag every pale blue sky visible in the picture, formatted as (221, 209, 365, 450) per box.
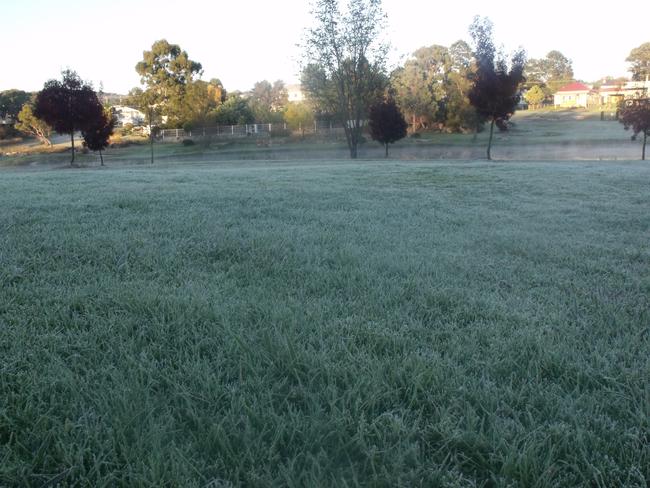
(2, 0, 648, 93)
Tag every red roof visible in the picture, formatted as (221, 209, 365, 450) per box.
(557, 82, 591, 92)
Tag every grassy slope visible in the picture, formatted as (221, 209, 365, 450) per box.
(1, 161, 649, 487)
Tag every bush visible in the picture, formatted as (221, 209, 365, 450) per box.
(182, 139, 195, 146)
(410, 132, 422, 139)
(120, 123, 134, 136)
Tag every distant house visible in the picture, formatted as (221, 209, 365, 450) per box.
(554, 79, 650, 109)
(286, 84, 305, 103)
(111, 105, 145, 127)
(598, 79, 650, 106)
(553, 82, 599, 108)
(0, 115, 15, 126)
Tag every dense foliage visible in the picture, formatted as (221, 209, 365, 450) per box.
(34, 70, 104, 163)
(303, 0, 388, 158)
(0, 89, 31, 121)
(619, 98, 650, 160)
(391, 41, 480, 134)
(135, 39, 203, 128)
(82, 109, 116, 165)
(525, 50, 574, 98)
(468, 16, 526, 160)
(368, 98, 408, 157)
(15, 100, 52, 146)
(626, 42, 650, 81)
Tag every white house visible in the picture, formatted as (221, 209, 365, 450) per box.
(111, 105, 145, 126)
(598, 79, 650, 105)
(553, 82, 599, 108)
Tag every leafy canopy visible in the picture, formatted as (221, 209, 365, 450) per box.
(136, 40, 203, 126)
(619, 98, 650, 160)
(468, 16, 526, 130)
(303, 0, 389, 158)
(626, 43, 650, 81)
(34, 70, 103, 136)
(368, 97, 408, 156)
(15, 102, 52, 146)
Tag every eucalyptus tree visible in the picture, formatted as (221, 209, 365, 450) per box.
(303, 0, 388, 159)
(626, 43, 650, 81)
(15, 102, 52, 146)
(135, 39, 203, 127)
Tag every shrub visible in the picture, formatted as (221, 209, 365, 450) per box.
(182, 139, 195, 146)
(121, 123, 134, 136)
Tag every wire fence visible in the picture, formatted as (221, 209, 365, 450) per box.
(159, 121, 348, 142)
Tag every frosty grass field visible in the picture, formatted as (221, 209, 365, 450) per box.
(1, 159, 648, 486)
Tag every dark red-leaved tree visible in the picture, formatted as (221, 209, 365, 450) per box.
(468, 17, 526, 160)
(368, 98, 408, 158)
(619, 98, 650, 160)
(82, 109, 116, 166)
(34, 70, 104, 164)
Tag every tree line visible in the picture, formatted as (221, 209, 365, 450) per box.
(2, 0, 649, 162)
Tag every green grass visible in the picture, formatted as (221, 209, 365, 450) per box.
(1, 160, 649, 487)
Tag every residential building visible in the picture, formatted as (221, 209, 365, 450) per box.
(554, 78, 650, 108)
(111, 105, 145, 126)
(553, 82, 599, 108)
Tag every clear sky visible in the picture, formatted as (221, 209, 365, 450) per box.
(2, 0, 648, 94)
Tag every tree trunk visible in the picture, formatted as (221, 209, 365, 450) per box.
(70, 132, 75, 164)
(343, 125, 358, 159)
(99, 149, 104, 166)
(349, 141, 358, 159)
(487, 119, 495, 161)
(149, 121, 154, 165)
(385, 142, 389, 158)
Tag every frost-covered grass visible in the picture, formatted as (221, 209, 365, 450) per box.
(1, 160, 648, 487)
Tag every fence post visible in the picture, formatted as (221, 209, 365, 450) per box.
(269, 123, 272, 132)
(231, 125, 234, 135)
(176, 128, 179, 138)
(314, 120, 317, 133)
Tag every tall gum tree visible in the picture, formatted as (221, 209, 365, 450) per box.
(136, 40, 203, 128)
(303, 0, 388, 159)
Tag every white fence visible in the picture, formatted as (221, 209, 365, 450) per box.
(159, 121, 346, 141)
